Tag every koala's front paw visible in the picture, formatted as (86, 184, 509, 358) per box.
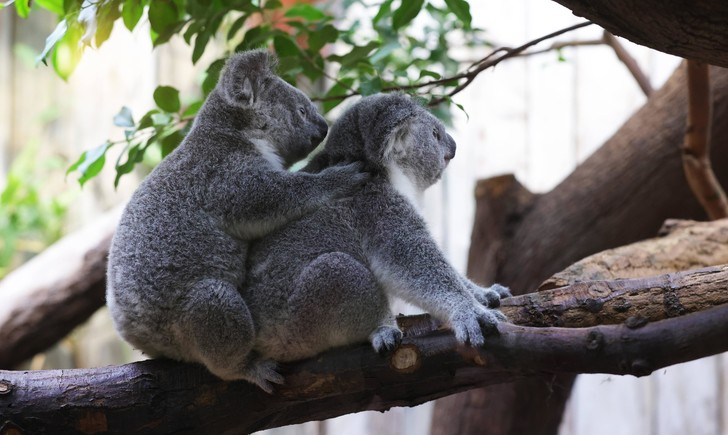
(370, 324, 403, 354)
(321, 161, 370, 197)
(450, 304, 504, 348)
(472, 283, 512, 308)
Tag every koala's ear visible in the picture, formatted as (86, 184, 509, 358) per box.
(219, 49, 278, 107)
(359, 94, 418, 166)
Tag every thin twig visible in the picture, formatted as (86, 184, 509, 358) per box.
(313, 21, 593, 106)
(513, 38, 604, 58)
(682, 60, 728, 220)
(602, 31, 654, 97)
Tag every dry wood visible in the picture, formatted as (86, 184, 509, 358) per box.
(0, 266, 726, 434)
(549, 0, 728, 68)
(431, 64, 728, 435)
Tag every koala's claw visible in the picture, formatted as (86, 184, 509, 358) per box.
(472, 283, 512, 308)
(244, 358, 284, 394)
(370, 325, 403, 354)
(451, 305, 503, 348)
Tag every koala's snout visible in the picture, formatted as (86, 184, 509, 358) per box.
(444, 134, 456, 162)
(313, 117, 329, 144)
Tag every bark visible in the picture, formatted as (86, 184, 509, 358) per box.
(431, 65, 728, 435)
(0, 208, 121, 369)
(549, 0, 728, 68)
(0, 267, 726, 434)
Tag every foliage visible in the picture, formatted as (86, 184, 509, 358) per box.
(0, 144, 71, 278)
(6, 0, 482, 186)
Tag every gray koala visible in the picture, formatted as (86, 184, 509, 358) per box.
(106, 50, 367, 384)
(242, 93, 510, 392)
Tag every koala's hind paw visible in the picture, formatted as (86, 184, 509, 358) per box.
(370, 325, 403, 354)
(473, 283, 512, 308)
(243, 358, 285, 394)
(450, 305, 503, 348)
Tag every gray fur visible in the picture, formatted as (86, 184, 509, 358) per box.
(243, 93, 510, 392)
(106, 50, 367, 388)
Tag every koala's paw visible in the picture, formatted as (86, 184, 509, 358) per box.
(243, 358, 285, 394)
(473, 283, 512, 308)
(450, 304, 504, 348)
(370, 325, 403, 354)
(322, 161, 370, 196)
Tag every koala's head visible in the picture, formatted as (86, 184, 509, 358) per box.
(311, 93, 456, 190)
(216, 49, 329, 167)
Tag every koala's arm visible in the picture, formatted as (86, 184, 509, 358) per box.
(359, 190, 503, 346)
(217, 162, 367, 239)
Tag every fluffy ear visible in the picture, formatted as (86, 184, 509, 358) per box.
(218, 49, 278, 107)
(358, 94, 419, 167)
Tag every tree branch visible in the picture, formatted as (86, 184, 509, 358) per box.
(682, 60, 728, 220)
(602, 31, 653, 97)
(312, 21, 593, 106)
(0, 266, 726, 434)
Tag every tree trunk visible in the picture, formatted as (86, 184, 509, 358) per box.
(549, 0, 728, 68)
(431, 64, 728, 435)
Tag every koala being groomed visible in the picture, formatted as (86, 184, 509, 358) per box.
(241, 93, 511, 392)
(106, 50, 367, 384)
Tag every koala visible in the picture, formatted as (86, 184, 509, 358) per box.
(241, 93, 511, 392)
(106, 50, 367, 384)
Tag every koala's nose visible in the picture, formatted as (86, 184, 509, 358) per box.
(314, 117, 329, 143)
(444, 134, 457, 161)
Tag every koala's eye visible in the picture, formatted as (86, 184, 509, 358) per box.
(433, 128, 441, 140)
(298, 107, 306, 115)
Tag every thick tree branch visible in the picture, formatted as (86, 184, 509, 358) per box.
(549, 0, 728, 68)
(0, 267, 726, 434)
(683, 60, 728, 220)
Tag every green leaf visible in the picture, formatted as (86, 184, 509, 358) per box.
(284, 3, 325, 21)
(359, 77, 382, 96)
(95, 4, 121, 48)
(15, 0, 29, 17)
(273, 34, 300, 58)
(159, 129, 185, 157)
(329, 41, 380, 68)
(114, 143, 146, 187)
(36, 19, 67, 66)
(153, 86, 181, 112)
(182, 100, 203, 118)
(137, 109, 160, 130)
(227, 14, 247, 40)
(322, 77, 354, 113)
(122, 0, 144, 31)
(373, 0, 393, 25)
(113, 106, 135, 127)
(443, 0, 471, 28)
(149, 0, 181, 46)
(202, 58, 225, 96)
(392, 0, 425, 30)
(308, 24, 337, 52)
(51, 22, 83, 80)
(35, 0, 65, 16)
(192, 31, 211, 64)
(66, 141, 113, 186)
(151, 112, 173, 126)
(418, 69, 441, 80)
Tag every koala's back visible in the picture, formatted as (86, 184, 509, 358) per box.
(243, 179, 411, 361)
(107, 139, 253, 356)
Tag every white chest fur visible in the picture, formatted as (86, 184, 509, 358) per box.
(386, 162, 424, 213)
(250, 138, 284, 170)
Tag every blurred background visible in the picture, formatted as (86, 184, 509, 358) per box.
(1, 1, 725, 434)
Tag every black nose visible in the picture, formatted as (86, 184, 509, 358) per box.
(444, 134, 456, 161)
(313, 117, 328, 143)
